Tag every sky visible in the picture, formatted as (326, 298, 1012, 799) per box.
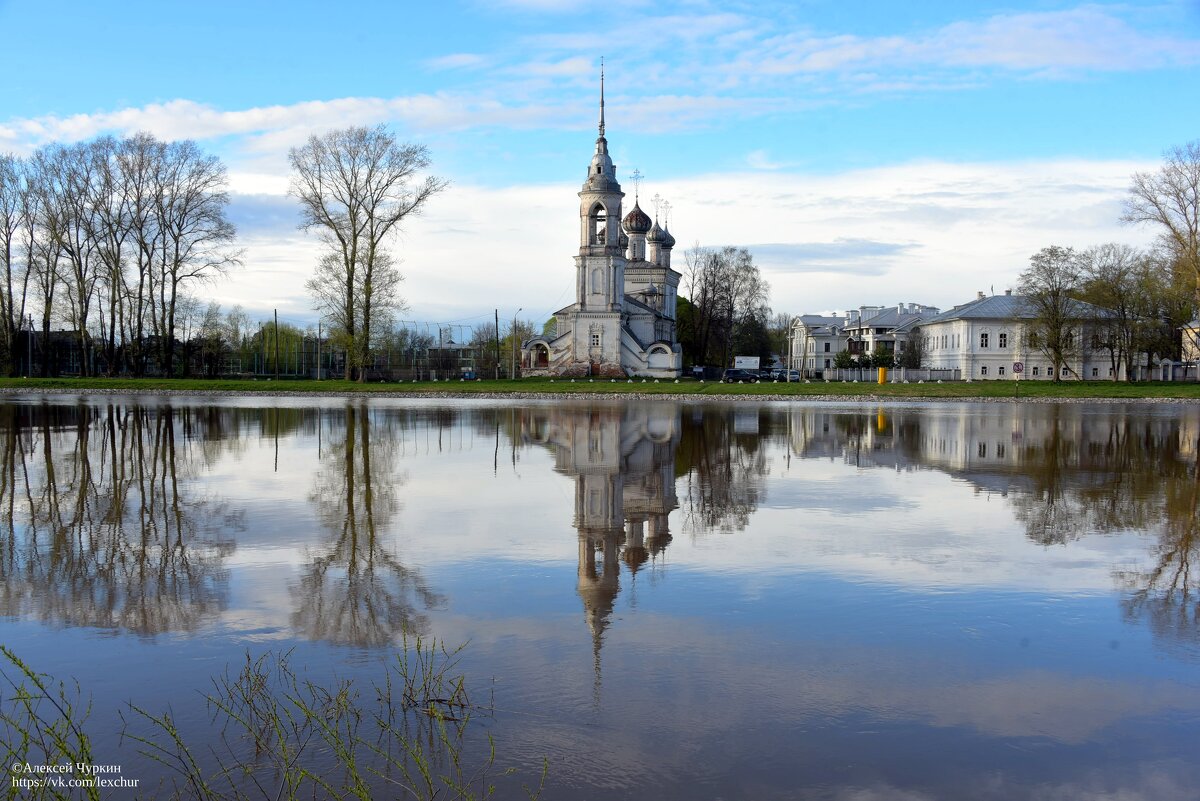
(1, 0, 1198, 333)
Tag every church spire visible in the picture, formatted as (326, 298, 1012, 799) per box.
(598, 57, 605, 138)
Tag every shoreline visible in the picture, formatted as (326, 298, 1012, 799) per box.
(0, 386, 1195, 404)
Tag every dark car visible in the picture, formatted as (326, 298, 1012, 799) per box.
(722, 368, 758, 383)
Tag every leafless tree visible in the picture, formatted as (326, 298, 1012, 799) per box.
(151, 140, 240, 377)
(1019, 246, 1085, 382)
(0, 154, 29, 373)
(1123, 140, 1200, 307)
(290, 126, 446, 380)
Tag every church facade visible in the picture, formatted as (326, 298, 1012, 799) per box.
(521, 74, 684, 378)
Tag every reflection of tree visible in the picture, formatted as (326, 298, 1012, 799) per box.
(0, 402, 238, 635)
(784, 403, 1200, 646)
(1116, 451, 1200, 648)
(294, 404, 442, 647)
(677, 408, 767, 535)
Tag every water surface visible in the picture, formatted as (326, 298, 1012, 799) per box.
(1, 397, 1198, 800)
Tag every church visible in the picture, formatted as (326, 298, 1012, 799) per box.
(521, 69, 684, 378)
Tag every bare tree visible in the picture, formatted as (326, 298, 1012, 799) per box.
(290, 126, 446, 381)
(151, 140, 240, 377)
(1123, 141, 1200, 307)
(1019, 246, 1085, 382)
(0, 154, 28, 373)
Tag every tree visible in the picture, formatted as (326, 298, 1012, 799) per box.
(681, 244, 770, 366)
(1019, 246, 1085, 382)
(1123, 141, 1200, 307)
(1077, 244, 1168, 381)
(151, 140, 240, 377)
(832, 350, 855, 369)
(0, 154, 28, 374)
(290, 126, 446, 381)
(897, 334, 924, 369)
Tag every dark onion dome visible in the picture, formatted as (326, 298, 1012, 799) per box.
(622, 202, 652, 234)
(647, 220, 665, 243)
(661, 226, 676, 248)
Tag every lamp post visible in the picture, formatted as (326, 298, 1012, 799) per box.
(511, 307, 522, 380)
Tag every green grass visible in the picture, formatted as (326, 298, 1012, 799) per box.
(0, 375, 1198, 399)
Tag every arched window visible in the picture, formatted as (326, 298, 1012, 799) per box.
(592, 204, 607, 245)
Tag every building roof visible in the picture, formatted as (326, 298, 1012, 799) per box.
(921, 294, 1116, 325)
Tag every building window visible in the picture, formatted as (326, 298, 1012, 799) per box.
(981, 366, 988, 376)
(825, 359, 830, 368)
(978, 442, 987, 458)
(824, 342, 830, 352)
(1061, 366, 1069, 376)
(999, 366, 1006, 376)
(999, 333, 1008, 348)
(1108, 368, 1114, 377)
(590, 332, 601, 347)
(980, 333, 989, 348)
(1033, 366, 1040, 376)
(1092, 367, 1099, 377)
(996, 443, 1006, 458)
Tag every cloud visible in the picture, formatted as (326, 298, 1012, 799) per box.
(741, 239, 919, 275)
(207, 154, 1158, 332)
(727, 5, 1199, 84)
(425, 53, 487, 71)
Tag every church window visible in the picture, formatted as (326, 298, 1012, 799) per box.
(999, 333, 1008, 348)
(980, 333, 989, 348)
(591, 332, 601, 348)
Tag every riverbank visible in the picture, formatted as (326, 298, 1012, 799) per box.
(1, 376, 1199, 402)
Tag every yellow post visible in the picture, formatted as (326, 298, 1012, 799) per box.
(877, 367, 887, 384)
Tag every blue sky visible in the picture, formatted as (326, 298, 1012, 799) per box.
(2, 0, 1198, 328)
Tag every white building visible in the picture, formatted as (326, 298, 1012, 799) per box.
(790, 303, 939, 376)
(521, 70, 683, 379)
(842, 303, 941, 363)
(917, 291, 1126, 380)
(790, 315, 846, 376)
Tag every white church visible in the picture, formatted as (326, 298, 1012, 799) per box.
(521, 69, 684, 378)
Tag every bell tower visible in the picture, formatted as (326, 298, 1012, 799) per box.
(576, 59, 625, 314)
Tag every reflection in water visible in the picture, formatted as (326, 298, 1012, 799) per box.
(2, 398, 1200, 800)
(0, 402, 237, 635)
(521, 404, 680, 695)
(294, 404, 442, 647)
(787, 404, 1200, 645)
(2, 399, 1197, 653)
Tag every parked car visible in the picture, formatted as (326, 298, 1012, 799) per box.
(722, 368, 758, 383)
(772, 369, 801, 381)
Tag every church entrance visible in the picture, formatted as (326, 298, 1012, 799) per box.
(589, 360, 599, 376)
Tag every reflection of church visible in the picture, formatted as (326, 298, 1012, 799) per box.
(521, 66, 683, 378)
(520, 403, 679, 659)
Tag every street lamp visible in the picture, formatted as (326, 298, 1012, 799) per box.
(511, 308, 522, 379)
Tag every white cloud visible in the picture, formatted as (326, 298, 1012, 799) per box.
(212, 155, 1156, 329)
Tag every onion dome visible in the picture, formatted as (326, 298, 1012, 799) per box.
(647, 221, 665, 243)
(661, 226, 676, 248)
(622, 202, 652, 234)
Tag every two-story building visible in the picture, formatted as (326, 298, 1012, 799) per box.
(917, 291, 1126, 380)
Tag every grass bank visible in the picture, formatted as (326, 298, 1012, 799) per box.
(0, 375, 1198, 400)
